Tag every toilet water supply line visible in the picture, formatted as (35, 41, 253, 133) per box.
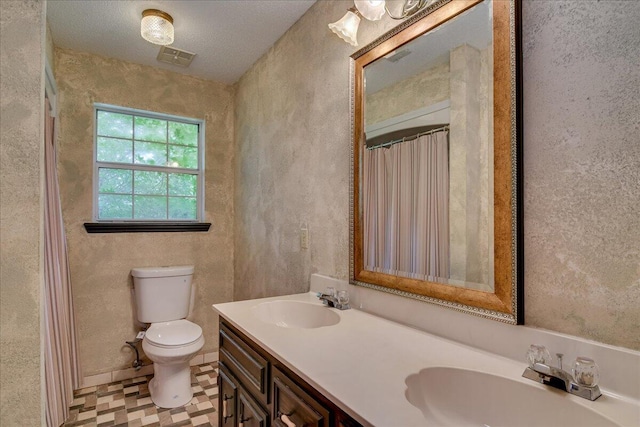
(125, 330, 146, 370)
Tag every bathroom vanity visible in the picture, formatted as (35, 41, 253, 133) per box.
(213, 293, 639, 427)
(217, 320, 360, 427)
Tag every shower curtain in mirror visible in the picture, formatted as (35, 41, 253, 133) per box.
(44, 97, 81, 427)
(363, 130, 450, 280)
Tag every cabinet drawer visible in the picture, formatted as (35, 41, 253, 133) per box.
(220, 322, 269, 402)
(272, 367, 330, 427)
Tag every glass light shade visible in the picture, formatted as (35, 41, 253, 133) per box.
(141, 9, 174, 46)
(328, 10, 360, 47)
(355, 0, 386, 21)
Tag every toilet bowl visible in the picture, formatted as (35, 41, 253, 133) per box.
(131, 265, 204, 409)
(142, 319, 204, 408)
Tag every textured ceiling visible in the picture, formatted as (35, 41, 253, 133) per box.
(47, 0, 316, 85)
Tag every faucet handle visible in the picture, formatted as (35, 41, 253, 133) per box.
(527, 344, 552, 368)
(572, 357, 599, 387)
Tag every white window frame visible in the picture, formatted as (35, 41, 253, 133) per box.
(93, 103, 205, 222)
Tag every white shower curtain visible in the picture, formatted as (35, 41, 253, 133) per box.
(363, 130, 450, 280)
(44, 97, 81, 427)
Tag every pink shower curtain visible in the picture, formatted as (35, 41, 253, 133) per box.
(363, 130, 450, 280)
(44, 97, 81, 427)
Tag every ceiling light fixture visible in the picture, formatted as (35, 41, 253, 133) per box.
(141, 9, 174, 46)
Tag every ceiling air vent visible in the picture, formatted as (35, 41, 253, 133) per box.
(384, 49, 412, 62)
(157, 46, 196, 67)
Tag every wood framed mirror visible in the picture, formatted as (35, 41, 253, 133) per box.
(349, 0, 523, 323)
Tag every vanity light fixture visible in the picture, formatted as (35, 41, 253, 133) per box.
(329, 1, 384, 47)
(386, 0, 437, 20)
(354, 0, 386, 21)
(328, 7, 362, 47)
(329, 0, 442, 45)
(141, 9, 174, 46)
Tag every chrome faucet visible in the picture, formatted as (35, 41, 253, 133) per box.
(522, 347, 602, 401)
(316, 292, 350, 310)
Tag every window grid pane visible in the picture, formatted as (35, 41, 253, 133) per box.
(169, 122, 198, 147)
(168, 173, 197, 196)
(169, 197, 197, 220)
(134, 117, 168, 143)
(95, 106, 202, 221)
(134, 195, 167, 219)
(134, 170, 167, 196)
(97, 137, 133, 164)
(99, 194, 133, 219)
(97, 111, 133, 139)
(99, 168, 133, 194)
(168, 145, 198, 169)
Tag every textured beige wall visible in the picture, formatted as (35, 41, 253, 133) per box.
(233, 0, 396, 301)
(235, 0, 640, 349)
(0, 0, 44, 424)
(45, 20, 54, 72)
(449, 44, 493, 289)
(365, 61, 450, 126)
(522, 0, 640, 348)
(55, 48, 235, 377)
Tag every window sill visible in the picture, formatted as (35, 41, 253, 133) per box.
(84, 222, 211, 233)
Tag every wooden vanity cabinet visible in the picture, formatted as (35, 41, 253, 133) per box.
(219, 361, 268, 427)
(218, 320, 362, 427)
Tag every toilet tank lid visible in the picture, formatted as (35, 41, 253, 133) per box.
(131, 265, 194, 278)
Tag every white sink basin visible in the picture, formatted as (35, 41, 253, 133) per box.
(405, 367, 618, 427)
(251, 300, 340, 329)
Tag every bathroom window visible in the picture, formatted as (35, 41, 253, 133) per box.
(92, 104, 205, 223)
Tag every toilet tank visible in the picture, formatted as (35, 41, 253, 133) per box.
(132, 265, 194, 323)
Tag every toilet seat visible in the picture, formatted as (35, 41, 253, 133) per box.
(145, 319, 202, 348)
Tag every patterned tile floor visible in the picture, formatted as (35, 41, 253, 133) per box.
(63, 362, 219, 427)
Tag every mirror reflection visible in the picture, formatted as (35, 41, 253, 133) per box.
(351, 0, 522, 324)
(362, 0, 494, 292)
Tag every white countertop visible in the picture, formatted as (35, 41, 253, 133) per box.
(213, 292, 640, 427)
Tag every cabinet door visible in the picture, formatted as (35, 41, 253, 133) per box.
(219, 363, 238, 427)
(238, 387, 268, 427)
(272, 367, 329, 427)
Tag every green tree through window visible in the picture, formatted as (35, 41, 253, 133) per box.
(94, 105, 203, 221)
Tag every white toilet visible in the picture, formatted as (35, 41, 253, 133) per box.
(131, 265, 205, 409)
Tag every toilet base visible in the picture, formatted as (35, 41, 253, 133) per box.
(148, 361, 193, 408)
